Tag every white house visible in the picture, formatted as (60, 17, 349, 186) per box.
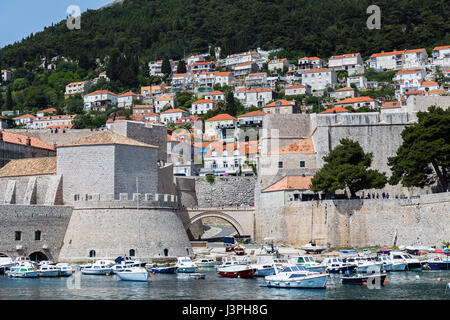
(171, 73, 193, 90)
(331, 87, 358, 100)
(1, 70, 12, 82)
(65, 81, 91, 96)
(186, 54, 208, 66)
(284, 84, 310, 96)
(191, 61, 216, 74)
(419, 81, 440, 92)
(149, 59, 175, 76)
(160, 108, 190, 124)
(214, 71, 234, 87)
(285, 70, 302, 84)
(347, 75, 368, 89)
(301, 68, 337, 91)
(328, 53, 364, 75)
(298, 57, 327, 71)
(370, 50, 404, 70)
(195, 72, 215, 88)
(154, 95, 175, 113)
(233, 62, 259, 78)
(117, 92, 143, 108)
(36, 108, 57, 117)
(432, 45, 450, 67)
(245, 87, 274, 108)
(83, 90, 118, 111)
(29, 115, 77, 130)
(204, 91, 225, 101)
(393, 69, 426, 82)
(334, 96, 379, 110)
(268, 58, 290, 72)
(191, 99, 216, 115)
(13, 114, 37, 126)
(245, 72, 267, 88)
(225, 51, 260, 68)
(403, 49, 428, 69)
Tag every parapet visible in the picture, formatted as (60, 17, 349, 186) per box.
(71, 192, 178, 209)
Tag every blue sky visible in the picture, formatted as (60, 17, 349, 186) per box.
(0, 0, 113, 48)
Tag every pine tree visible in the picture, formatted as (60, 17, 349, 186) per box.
(5, 86, 13, 109)
(161, 57, 172, 76)
(176, 60, 187, 74)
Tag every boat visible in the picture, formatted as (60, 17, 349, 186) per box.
(217, 264, 256, 278)
(422, 255, 450, 270)
(389, 252, 422, 271)
(148, 264, 178, 274)
(216, 256, 249, 269)
(264, 264, 328, 289)
(115, 267, 149, 281)
(234, 244, 246, 256)
(320, 257, 357, 274)
(0, 254, 15, 271)
(176, 257, 197, 273)
(56, 263, 74, 277)
(189, 273, 205, 279)
(114, 256, 146, 267)
(81, 259, 115, 275)
(341, 273, 387, 285)
(250, 255, 278, 277)
(36, 260, 55, 268)
(38, 265, 60, 277)
(7, 263, 38, 278)
(301, 243, 327, 254)
(343, 256, 382, 273)
(195, 258, 217, 268)
(289, 255, 327, 273)
(376, 255, 394, 272)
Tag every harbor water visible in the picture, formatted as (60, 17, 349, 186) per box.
(0, 270, 448, 300)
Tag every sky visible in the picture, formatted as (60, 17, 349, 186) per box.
(0, 0, 113, 48)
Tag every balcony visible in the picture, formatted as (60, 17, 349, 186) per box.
(216, 124, 236, 130)
(237, 120, 263, 128)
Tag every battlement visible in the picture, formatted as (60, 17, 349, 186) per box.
(71, 192, 179, 209)
(312, 112, 418, 127)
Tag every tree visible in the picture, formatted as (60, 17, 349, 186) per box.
(388, 106, 450, 191)
(177, 60, 187, 73)
(311, 139, 387, 198)
(225, 91, 237, 116)
(161, 57, 172, 76)
(5, 85, 13, 109)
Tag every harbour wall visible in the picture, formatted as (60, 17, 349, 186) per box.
(255, 191, 450, 248)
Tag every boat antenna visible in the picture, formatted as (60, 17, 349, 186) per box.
(136, 177, 140, 259)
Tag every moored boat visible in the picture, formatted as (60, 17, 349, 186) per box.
(176, 257, 197, 273)
(147, 264, 178, 274)
(38, 265, 60, 277)
(390, 252, 422, 271)
(265, 265, 328, 289)
(289, 255, 327, 273)
(341, 273, 387, 285)
(302, 243, 327, 254)
(195, 258, 217, 269)
(81, 259, 115, 275)
(217, 264, 256, 278)
(115, 267, 149, 282)
(56, 263, 73, 277)
(422, 255, 450, 270)
(320, 257, 357, 274)
(7, 263, 38, 278)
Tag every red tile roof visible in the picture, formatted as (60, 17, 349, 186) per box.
(381, 101, 401, 109)
(395, 69, 424, 75)
(85, 90, 117, 96)
(335, 96, 375, 104)
(320, 106, 350, 114)
(206, 114, 237, 122)
(238, 110, 266, 118)
(262, 176, 313, 192)
(161, 108, 188, 114)
(433, 45, 450, 51)
(330, 53, 360, 59)
(370, 50, 404, 58)
(193, 99, 215, 104)
(0, 131, 55, 150)
(335, 87, 354, 92)
(264, 100, 295, 107)
(303, 68, 331, 74)
(13, 114, 37, 120)
(269, 138, 315, 154)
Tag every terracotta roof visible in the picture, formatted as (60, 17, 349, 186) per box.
(269, 138, 315, 155)
(335, 87, 354, 92)
(206, 114, 237, 122)
(381, 101, 401, 109)
(172, 73, 187, 78)
(269, 58, 287, 64)
(13, 114, 36, 120)
(299, 57, 324, 61)
(262, 176, 313, 193)
(428, 89, 446, 94)
(285, 84, 306, 89)
(321, 107, 350, 114)
(214, 72, 232, 76)
(156, 95, 173, 101)
(264, 100, 295, 107)
(405, 48, 426, 54)
(66, 81, 87, 86)
(193, 99, 215, 104)
(404, 90, 425, 96)
(246, 87, 273, 93)
(395, 69, 424, 75)
(119, 91, 142, 97)
(38, 108, 57, 113)
(59, 131, 158, 149)
(207, 91, 224, 95)
(205, 140, 259, 157)
(248, 72, 266, 76)
(238, 110, 266, 118)
(303, 68, 331, 74)
(420, 81, 439, 87)
(330, 53, 360, 59)
(370, 50, 403, 58)
(433, 45, 450, 51)
(45, 125, 73, 130)
(161, 108, 188, 114)
(335, 96, 375, 104)
(1, 131, 55, 150)
(85, 90, 117, 96)
(0, 157, 56, 178)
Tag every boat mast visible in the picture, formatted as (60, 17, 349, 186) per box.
(136, 177, 140, 259)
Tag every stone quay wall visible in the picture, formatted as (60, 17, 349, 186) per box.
(0, 205, 72, 261)
(255, 192, 450, 248)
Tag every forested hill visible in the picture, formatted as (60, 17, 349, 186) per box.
(0, 0, 449, 68)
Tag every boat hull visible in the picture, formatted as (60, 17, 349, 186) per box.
(151, 267, 177, 274)
(425, 261, 450, 270)
(116, 271, 149, 282)
(406, 262, 422, 271)
(218, 268, 255, 279)
(341, 274, 386, 285)
(38, 270, 60, 277)
(391, 263, 407, 271)
(305, 265, 327, 273)
(177, 267, 197, 273)
(81, 269, 112, 275)
(266, 274, 328, 289)
(8, 271, 39, 278)
(326, 265, 357, 274)
(59, 270, 73, 277)
(254, 267, 276, 277)
(356, 264, 382, 273)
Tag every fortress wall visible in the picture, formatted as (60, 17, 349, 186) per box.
(255, 192, 450, 248)
(0, 205, 72, 260)
(0, 175, 59, 205)
(58, 207, 193, 263)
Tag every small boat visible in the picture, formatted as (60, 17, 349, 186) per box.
(81, 259, 115, 275)
(422, 255, 450, 270)
(195, 258, 217, 268)
(302, 243, 327, 254)
(345, 257, 382, 273)
(56, 263, 73, 277)
(115, 267, 149, 282)
(376, 255, 394, 272)
(289, 255, 327, 273)
(216, 256, 249, 269)
(114, 256, 146, 268)
(189, 273, 205, 279)
(320, 257, 357, 274)
(217, 264, 256, 278)
(36, 260, 55, 269)
(38, 265, 60, 277)
(265, 264, 328, 289)
(234, 246, 246, 256)
(390, 252, 422, 271)
(148, 264, 178, 274)
(341, 273, 387, 285)
(7, 263, 38, 278)
(176, 257, 197, 273)
(0, 254, 15, 271)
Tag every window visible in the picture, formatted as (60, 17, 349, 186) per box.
(35, 231, 41, 241)
(278, 161, 283, 168)
(129, 249, 136, 257)
(15, 231, 21, 241)
(164, 249, 169, 256)
(300, 161, 305, 168)
(89, 250, 96, 258)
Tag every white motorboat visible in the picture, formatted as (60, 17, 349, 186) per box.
(217, 264, 256, 278)
(301, 243, 327, 254)
(376, 255, 404, 271)
(216, 256, 249, 269)
(56, 263, 74, 276)
(390, 252, 421, 271)
(176, 257, 198, 273)
(320, 257, 357, 274)
(7, 262, 38, 278)
(289, 255, 327, 273)
(0, 254, 15, 271)
(115, 267, 149, 282)
(38, 265, 60, 277)
(265, 264, 328, 289)
(343, 256, 382, 273)
(36, 260, 55, 268)
(250, 255, 277, 277)
(195, 258, 217, 268)
(81, 259, 115, 275)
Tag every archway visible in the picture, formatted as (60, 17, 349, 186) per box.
(188, 212, 244, 242)
(29, 251, 49, 262)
